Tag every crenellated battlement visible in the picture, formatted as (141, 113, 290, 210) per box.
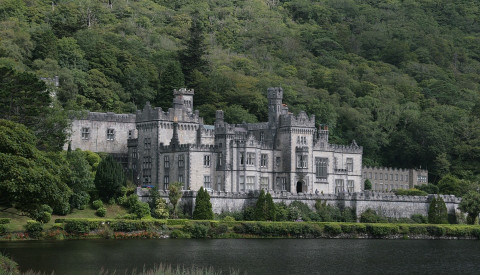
(326, 143, 363, 154)
(279, 111, 315, 128)
(80, 111, 136, 123)
(159, 143, 217, 152)
(136, 102, 203, 124)
(174, 88, 194, 95)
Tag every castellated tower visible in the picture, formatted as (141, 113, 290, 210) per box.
(268, 87, 283, 128)
(173, 88, 194, 113)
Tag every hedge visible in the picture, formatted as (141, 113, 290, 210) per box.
(0, 218, 10, 224)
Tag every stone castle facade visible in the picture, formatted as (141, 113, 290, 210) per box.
(67, 87, 366, 194)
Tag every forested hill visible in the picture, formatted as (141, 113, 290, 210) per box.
(0, 0, 479, 182)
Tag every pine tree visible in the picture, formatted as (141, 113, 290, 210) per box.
(94, 155, 126, 202)
(155, 61, 185, 109)
(265, 192, 276, 221)
(193, 187, 213, 220)
(179, 11, 207, 86)
(428, 196, 448, 224)
(254, 190, 267, 221)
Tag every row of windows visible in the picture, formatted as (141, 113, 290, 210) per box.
(364, 172, 409, 182)
(239, 153, 271, 167)
(163, 175, 186, 190)
(82, 127, 136, 140)
(374, 183, 408, 192)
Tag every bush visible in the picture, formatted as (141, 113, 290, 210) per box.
(131, 201, 151, 219)
(0, 225, 6, 235)
(63, 219, 100, 234)
(364, 179, 372, 190)
(193, 187, 214, 220)
(190, 223, 209, 238)
(324, 223, 342, 235)
(25, 220, 43, 238)
(360, 209, 384, 223)
(366, 224, 399, 237)
(222, 216, 235, 223)
(0, 218, 11, 224)
(417, 184, 439, 194)
(209, 224, 228, 237)
(96, 207, 107, 217)
(92, 199, 104, 210)
(426, 225, 446, 237)
(394, 188, 428, 196)
(170, 229, 191, 238)
(408, 225, 428, 235)
(410, 214, 428, 224)
(428, 196, 448, 224)
(0, 253, 19, 274)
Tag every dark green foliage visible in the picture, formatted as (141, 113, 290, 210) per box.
(417, 184, 439, 194)
(156, 62, 185, 109)
(324, 223, 342, 235)
(0, 218, 10, 224)
(364, 179, 372, 190)
(459, 191, 480, 225)
(366, 224, 399, 237)
(360, 209, 385, 223)
(168, 182, 183, 218)
(131, 201, 151, 219)
(394, 189, 428, 196)
(65, 150, 95, 209)
(193, 187, 213, 220)
(428, 196, 449, 224)
(314, 200, 356, 222)
(0, 120, 72, 218)
(96, 207, 106, 217)
(410, 214, 428, 224)
(94, 155, 126, 202)
(25, 220, 43, 239)
(92, 200, 104, 210)
(253, 190, 275, 221)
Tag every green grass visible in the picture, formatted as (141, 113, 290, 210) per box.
(0, 204, 129, 232)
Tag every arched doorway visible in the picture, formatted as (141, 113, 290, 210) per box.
(296, 181, 303, 193)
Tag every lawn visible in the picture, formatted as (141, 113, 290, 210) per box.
(0, 204, 129, 232)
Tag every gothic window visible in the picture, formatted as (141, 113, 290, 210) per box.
(144, 138, 151, 150)
(178, 155, 184, 168)
(246, 176, 255, 190)
(178, 174, 184, 184)
(81, 127, 90, 140)
(380, 173, 383, 180)
(164, 156, 170, 168)
(297, 155, 307, 168)
(106, 128, 115, 141)
(204, 155, 211, 167)
(246, 153, 255, 166)
(164, 176, 169, 190)
(217, 176, 222, 191)
(369, 172, 372, 179)
(363, 172, 367, 179)
(217, 153, 223, 167)
(385, 173, 388, 180)
(401, 174, 404, 181)
(260, 154, 268, 167)
(395, 174, 399, 181)
(315, 158, 328, 178)
(347, 180, 354, 193)
(132, 148, 138, 159)
(260, 177, 269, 190)
(390, 174, 393, 181)
(260, 132, 265, 142)
(239, 152, 245, 166)
(277, 177, 287, 190)
(335, 179, 344, 194)
(374, 173, 377, 180)
(276, 157, 281, 167)
(406, 175, 408, 181)
(347, 158, 353, 172)
(239, 176, 245, 192)
(204, 175, 211, 189)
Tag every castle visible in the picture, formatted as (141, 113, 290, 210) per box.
(66, 87, 427, 194)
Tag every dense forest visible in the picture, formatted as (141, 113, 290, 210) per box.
(0, 0, 479, 185)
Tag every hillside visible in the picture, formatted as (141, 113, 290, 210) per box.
(0, 0, 479, 182)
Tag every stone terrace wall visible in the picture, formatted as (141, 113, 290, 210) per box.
(137, 188, 461, 219)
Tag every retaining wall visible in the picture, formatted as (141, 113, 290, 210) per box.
(137, 188, 461, 219)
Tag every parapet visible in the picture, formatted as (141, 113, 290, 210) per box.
(279, 111, 315, 128)
(136, 102, 203, 124)
(267, 87, 283, 99)
(77, 111, 136, 123)
(326, 143, 363, 154)
(174, 88, 194, 95)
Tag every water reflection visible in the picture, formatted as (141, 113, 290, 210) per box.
(1, 239, 480, 274)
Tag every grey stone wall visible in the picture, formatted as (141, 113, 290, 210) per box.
(137, 188, 461, 220)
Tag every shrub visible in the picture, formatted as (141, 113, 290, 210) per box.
(428, 196, 448, 224)
(193, 187, 214, 220)
(222, 216, 235, 223)
(25, 220, 43, 239)
(360, 209, 384, 223)
(408, 225, 428, 235)
(417, 184, 439, 194)
(190, 223, 209, 238)
(92, 200, 104, 210)
(426, 225, 446, 237)
(131, 201, 151, 219)
(0, 225, 6, 235)
(394, 188, 428, 196)
(96, 207, 107, 217)
(0, 218, 11, 224)
(364, 179, 372, 190)
(170, 229, 191, 238)
(410, 214, 428, 224)
(63, 220, 98, 234)
(366, 224, 399, 237)
(324, 223, 342, 235)
(209, 224, 228, 237)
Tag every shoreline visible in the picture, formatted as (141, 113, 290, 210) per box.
(1, 219, 479, 241)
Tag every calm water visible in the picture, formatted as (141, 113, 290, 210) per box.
(1, 239, 480, 274)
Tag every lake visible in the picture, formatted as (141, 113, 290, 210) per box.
(1, 239, 480, 274)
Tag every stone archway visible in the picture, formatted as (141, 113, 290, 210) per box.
(296, 181, 304, 193)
